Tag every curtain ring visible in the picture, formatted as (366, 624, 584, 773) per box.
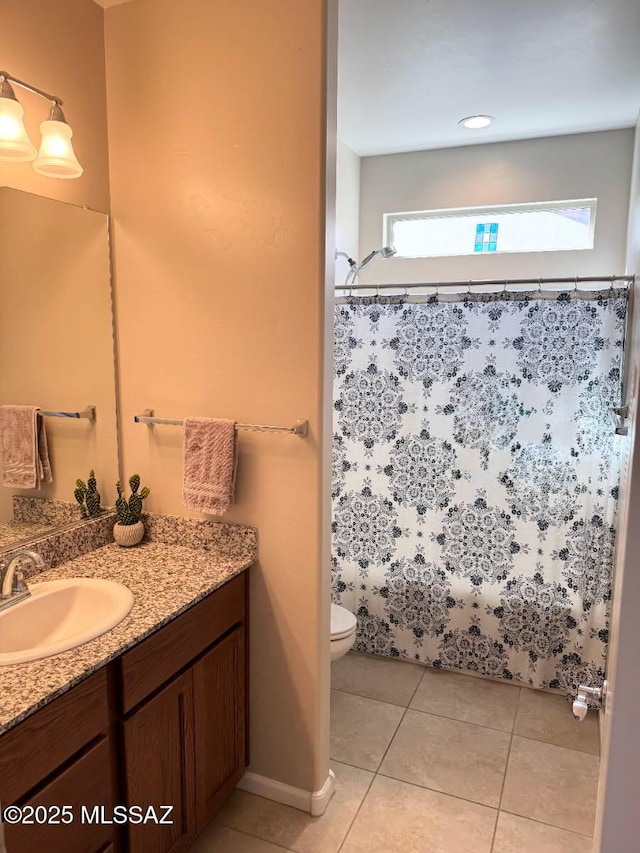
(503, 279, 508, 294)
(467, 280, 472, 295)
(574, 276, 578, 293)
(375, 282, 380, 298)
(538, 278, 542, 294)
(404, 283, 408, 298)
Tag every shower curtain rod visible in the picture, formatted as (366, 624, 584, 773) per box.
(335, 274, 634, 291)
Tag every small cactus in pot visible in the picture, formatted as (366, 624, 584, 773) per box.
(113, 474, 150, 547)
(74, 470, 103, 518)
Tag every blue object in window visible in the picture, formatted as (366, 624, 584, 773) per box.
(474, 223, 500, 252)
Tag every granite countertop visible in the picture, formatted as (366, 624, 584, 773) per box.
(0, 520, 58, 550)
(0, 537, 256, 735)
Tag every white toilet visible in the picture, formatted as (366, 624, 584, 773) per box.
(330, 604, 357, 662)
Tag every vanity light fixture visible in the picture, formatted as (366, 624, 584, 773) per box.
(0, 77, 36, 161)
(0, 72, 83, 179)
(458, 115, 494, 130)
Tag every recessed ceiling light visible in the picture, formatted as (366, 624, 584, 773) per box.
(458, 115, 494, 130)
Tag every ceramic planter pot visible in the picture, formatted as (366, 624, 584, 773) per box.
(113, 520, 144, 547)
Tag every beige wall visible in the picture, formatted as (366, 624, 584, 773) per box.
(595, 114, 640, 853)
(105, 0, 333, 792)
(0, 188, 119, 519)
(1, 0, 110, 212)
(335, 139, 361, 284)
(358, 129, 634, 284)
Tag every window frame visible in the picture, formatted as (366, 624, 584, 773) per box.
(382, 198, 597, 259)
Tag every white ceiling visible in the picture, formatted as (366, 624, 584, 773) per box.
(338, 0, 640, 156)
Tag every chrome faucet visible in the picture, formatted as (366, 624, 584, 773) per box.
(0, 550, 45, 611)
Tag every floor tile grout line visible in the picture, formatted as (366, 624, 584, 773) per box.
(335, 680, 521, 736)
(511, 682, 600, 755)
(411, 667, 429, 699)
(330, 686, 413, 712)
(328, 755, 380, 774)
(370, 700, 409, 772)
(336, 666, 434, 853)
(335, 768, 377, 853)
(212, 823, 293, 851)
(326, 757, 598, 847)
(329, 685, 415, 708)
(331, 658, 429, 709)
(341, 652, 575, 702)
(336, 658, 597, 743)
(488, 687, 521, 851)
(498, 806, 595, 839)
(215, 806, 293, 849)
(374, 769, 501, 812)
(373, 666, 426, 772)
(335, 683, 597, 758)
(488, 805, 500, 852)
(508, 731, 600, 757)
(404, 702, 518, 735)
(512, 687, 523, 734)
(490, 729, 514, 850)
(496, 689, 520, 809)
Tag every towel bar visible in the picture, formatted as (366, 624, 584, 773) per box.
(40, 405, 96, 421)
(133, 409, 308, 437)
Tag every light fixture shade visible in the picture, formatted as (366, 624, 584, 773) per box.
(33, 118, 83, 179)
(0, 96, 37, 162)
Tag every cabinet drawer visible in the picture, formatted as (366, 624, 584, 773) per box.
(0, 669, 109, 804)
(4, 739, 113, 853)
(121, 574, 245, 712)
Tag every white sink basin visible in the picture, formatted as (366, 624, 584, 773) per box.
(0, 578, 134, 665)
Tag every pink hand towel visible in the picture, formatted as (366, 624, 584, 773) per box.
(0, 405, 53, 489)
(183, 417, 237, 515)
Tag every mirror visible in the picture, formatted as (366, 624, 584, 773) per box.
(0, 187, 119, 550)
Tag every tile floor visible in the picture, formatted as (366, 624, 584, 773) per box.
(190, 652, 600, 853)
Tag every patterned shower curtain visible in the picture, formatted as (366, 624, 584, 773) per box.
(331, 289, 627, 697)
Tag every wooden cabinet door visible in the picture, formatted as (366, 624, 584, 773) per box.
(4, 739, 113, 853)
(0, 669, 109, 807)
(123, 670, 195, 853)
(193, 625, 246, 830)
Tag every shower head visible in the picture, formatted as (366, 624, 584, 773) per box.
(343, 245, 397, 286)
(356, 246, 397, 272)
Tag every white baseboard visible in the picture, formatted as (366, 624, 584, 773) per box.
(237, 768, 336, 816)
(310, 769, 336, 816)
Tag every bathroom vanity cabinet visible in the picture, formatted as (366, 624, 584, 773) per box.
(122, 573, 247, 853)
(0, 572, 248, 853)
